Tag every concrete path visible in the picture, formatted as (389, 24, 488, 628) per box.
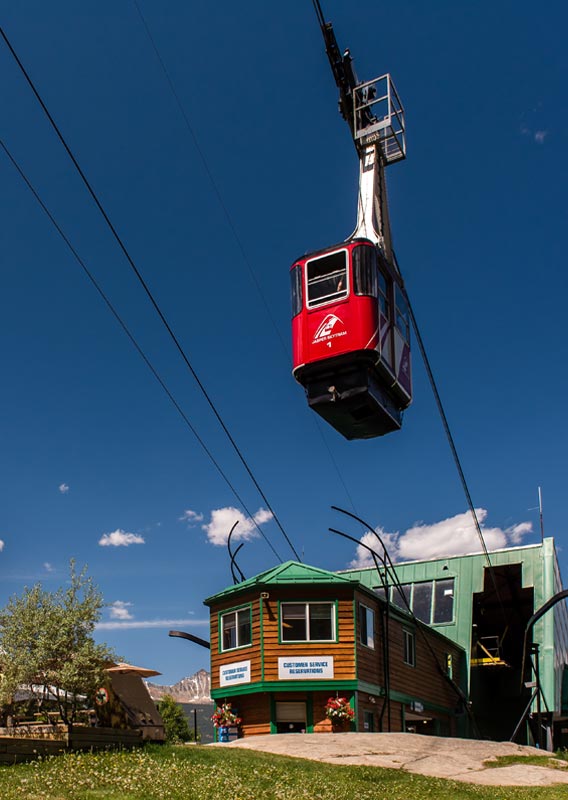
(217, 732, 568, 786)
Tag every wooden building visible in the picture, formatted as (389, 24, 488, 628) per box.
(204, 561, 466, 737)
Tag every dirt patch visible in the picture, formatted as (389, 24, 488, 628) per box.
(216, 732, 568, 786)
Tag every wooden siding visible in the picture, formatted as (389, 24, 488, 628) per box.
(210, 586, 357, 690)
(210, 595, 262, 690)
(354, 590, 464, 712)
(209, 581, 464, 738)
(230, 694, 271, 737)
(262, 586, 356, 681)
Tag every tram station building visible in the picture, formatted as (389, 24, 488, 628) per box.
(204, 562, 466, 737)
(344, 537, 568, 746)
(205, 538, 568, 746)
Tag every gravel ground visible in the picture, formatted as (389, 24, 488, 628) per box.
(215, 732, 568, 786)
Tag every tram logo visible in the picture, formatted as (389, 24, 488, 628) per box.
(313, 314, 347, 345)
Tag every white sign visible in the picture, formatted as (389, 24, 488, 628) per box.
(220, 660, 251, 687)
(278, 657, 334, 680)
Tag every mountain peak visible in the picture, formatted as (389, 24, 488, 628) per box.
(146, 669, 211, 703)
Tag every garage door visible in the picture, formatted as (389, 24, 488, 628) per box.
(276, 702, 307, 723)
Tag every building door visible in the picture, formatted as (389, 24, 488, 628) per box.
(364, 711, 375, 732)
(275, 701, 307, 733)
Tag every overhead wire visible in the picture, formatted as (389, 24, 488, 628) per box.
(330, 506, 481, 735)
(0, 23, 301, 563)
(309, 0, 507, 616)
(398, 266, 508, 621)
(130, 2, 359, 515)
(0, 137, 284, 564)
(131, 0, 290, 362)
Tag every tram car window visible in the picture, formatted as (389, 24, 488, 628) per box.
(377, 270, 389, 318)
(290, 265, 303, 317)
(306, 250, 348, 307)
(353, 245, 378, 297)
(395, 286, 410, 342)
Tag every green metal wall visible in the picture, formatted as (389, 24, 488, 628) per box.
(343, 539, 568, 713)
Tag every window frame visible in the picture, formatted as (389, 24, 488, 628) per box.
(279, 600, 337, 643)
(219, 604, 252, 653)
(305, 249, 349, 309)
(382, 578, 456, 626)
(290, 264, 303, 317)
(394, 285, 410, 343)
(359, 603, 375, 649)
(433, 578, 455, 625)
(403, 628, 416, 667)
(377, 269, 390, 318)
(353, 244, 378, 298)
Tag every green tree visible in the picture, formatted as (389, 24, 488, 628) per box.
(0, 561, 116, 729)
(157, 695, 192, 743)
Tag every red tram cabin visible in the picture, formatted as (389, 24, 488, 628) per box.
(291, 238, 411, 440)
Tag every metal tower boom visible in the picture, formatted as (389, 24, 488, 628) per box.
(313, 4, 406, 262)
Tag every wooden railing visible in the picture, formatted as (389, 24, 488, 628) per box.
(0, 726, 142, 766)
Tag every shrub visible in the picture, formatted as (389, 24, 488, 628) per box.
(157, 695, 192, 743)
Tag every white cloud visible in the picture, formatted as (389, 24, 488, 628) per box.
(179, 509, 204, 526)
(99, 529, 145, 547)
(349, 509, 533, 567)
(96, 617, 209, 631)
(44, 562, 54, 572)
(0, 540, 4, 552)
(534, 130, 547, 144)
(109, 600, 134, 620)
(507, 521, 532, 544)
(59, 483, 69, 494)
(202, 506, 274, 546)
(348, 528, 400, 569)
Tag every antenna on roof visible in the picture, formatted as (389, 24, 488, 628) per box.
(538, 486, 545, 542)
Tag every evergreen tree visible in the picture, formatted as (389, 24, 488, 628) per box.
(157, 694, 192, 743)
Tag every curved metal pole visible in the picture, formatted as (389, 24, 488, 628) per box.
(329, 526, 392, 730)
(331, 508, 477, 734)
(168, 630, 210, 650)
(519, 589, 568, 692)
(227, 521, 246, 584)
(227, 520, 239, 583)
(231, 543, 246, 584)
(332, 505, 411, 615)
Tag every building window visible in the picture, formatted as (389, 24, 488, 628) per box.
(221, 606, 251, 651)
(412, 581, 433, 623)
(403, 629, 415, 666)
(281, 602, 335, 642)
(393, 583, 412, 611)
(375, 578, 455, 625)
(359, 604, 375, 649)
(433, 579, 455, 623)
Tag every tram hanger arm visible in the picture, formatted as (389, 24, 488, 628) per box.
(312, 1, 358, 133)
(168, 630, 211, 650)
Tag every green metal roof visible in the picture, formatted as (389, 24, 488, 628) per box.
(204, 560, 359, 605)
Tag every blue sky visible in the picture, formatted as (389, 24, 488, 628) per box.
(1, 0, 566, 685)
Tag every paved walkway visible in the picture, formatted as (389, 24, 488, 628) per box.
(218, 732, 568, 786)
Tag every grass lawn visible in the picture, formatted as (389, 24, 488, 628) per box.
(484, 753, 568, 770)
(0, 744, 567, 800)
